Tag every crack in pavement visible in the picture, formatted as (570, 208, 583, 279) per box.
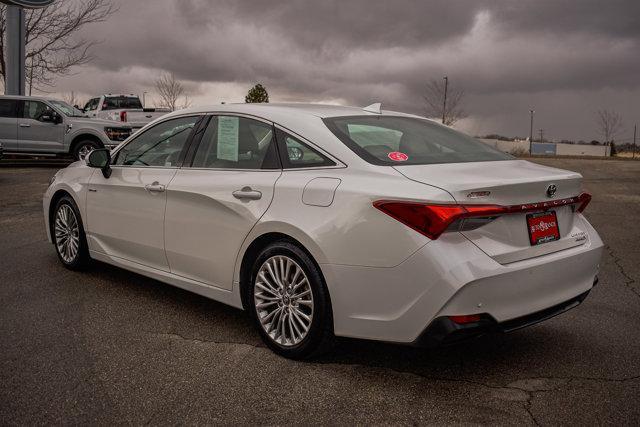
(152, 331, 640, 387)
(607, 245, 639, 300)
(523, 399, 540, 426)
(353, 367, 640, 426)
(150, 332, 640, 425)
(151, 330, 640, 426)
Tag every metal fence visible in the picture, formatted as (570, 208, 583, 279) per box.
(480, 139, 611, 157)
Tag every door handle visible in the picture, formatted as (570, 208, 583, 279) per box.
(232, 187, 262, 200)
(19, 123, 30, 127)
(144, 181, 165, 193)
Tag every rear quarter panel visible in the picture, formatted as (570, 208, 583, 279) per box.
(236, 165, 457, 285)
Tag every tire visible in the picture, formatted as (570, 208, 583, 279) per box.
(247, 241, 334, 359)
(51, 195, 90, 270)
(72, 140, 99, 161)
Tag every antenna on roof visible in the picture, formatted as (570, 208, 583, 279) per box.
(363, 102, 382, 114)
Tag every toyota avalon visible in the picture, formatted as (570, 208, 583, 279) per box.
(43, 103, 603, 359)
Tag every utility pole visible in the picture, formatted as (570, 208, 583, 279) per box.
(529, 109, 535, 154)
(539, 129, 544, 143)
(5, 5, 25, 95)
(634, 124, 637, 159)
(442, 76, 448, 125)
(143, 91, 148, 108)
(2, 1, 55, 95)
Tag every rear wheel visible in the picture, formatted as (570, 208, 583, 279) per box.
(248, 241, 334, 359)
(72, 140, 99, 161)
(52, 195, 90, 270)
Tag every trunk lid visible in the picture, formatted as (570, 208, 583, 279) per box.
(394, 160, 582, 205)
(394, 160, 590, 263)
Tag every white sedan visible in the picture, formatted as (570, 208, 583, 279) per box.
(43, 103, 603, 359)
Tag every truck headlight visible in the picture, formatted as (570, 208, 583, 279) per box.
(104, 127, 131, 141)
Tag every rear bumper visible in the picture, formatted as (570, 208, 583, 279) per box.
(413, 286, 593, 347)
(322, 221, 603, 344)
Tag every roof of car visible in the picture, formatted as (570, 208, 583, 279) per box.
(172, 102, 416, 120)
(0, 95, 61, 101)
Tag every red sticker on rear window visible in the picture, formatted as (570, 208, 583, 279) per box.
(388, 152, 408, 162)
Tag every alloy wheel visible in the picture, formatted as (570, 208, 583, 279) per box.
(254, 255, 314, 346)
(54, 204, 80, 263)
(77, 144, 94, 160)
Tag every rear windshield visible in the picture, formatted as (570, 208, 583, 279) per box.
(102, 96, 143, 110)
(323, 115, 512, 165)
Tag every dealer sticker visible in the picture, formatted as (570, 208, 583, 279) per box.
(388, 152, 409, 162)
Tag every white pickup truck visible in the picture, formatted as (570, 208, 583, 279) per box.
(82, 94, 170, 131)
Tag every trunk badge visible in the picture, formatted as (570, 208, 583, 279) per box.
(546, 184, 557, 198)
(467, 191, 491, 198)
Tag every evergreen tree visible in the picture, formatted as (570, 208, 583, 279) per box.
(245, 84, 269, 103)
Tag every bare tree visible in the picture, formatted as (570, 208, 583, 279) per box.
(0, 0, 117, 94)
(596, 109, 624, 144)
(423, 78, 466, 126)
(63, 91, 81, 107)
(154, 72, 192, 111)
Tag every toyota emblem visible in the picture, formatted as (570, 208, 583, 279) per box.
(546, 184, 557, 198)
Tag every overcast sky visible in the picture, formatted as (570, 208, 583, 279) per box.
(49, 0, 640, 142)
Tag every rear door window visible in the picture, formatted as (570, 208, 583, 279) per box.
(0, 99, 18, 118)
(276, 129, 335, 169)
(189, 116, 280, 170)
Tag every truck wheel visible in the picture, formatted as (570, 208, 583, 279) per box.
(73, 140, 100, 161)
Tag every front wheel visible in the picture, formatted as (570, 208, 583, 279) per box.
(248, 241, 334, 359)
(72, 140, 99, 161)
(52, 195, 90, 270)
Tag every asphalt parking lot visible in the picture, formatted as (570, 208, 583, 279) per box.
(1, 158, 638, 425)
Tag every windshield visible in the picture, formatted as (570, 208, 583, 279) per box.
(103, 96, 143, 110)
(323, 115, 513, 165)
(49, 100, 86, 117)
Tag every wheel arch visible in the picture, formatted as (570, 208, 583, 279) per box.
(47, 189, 78, 241)
(237, 230, 330, 312)
(69, 133, 104, 154)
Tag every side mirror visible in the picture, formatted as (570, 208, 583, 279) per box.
(86, 148, 112, 178)
(41, 112, 62, 124)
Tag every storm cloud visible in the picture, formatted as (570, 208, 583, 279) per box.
(52, 0, 640, 141)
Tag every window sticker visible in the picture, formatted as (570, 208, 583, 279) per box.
(387, 151, 408, 162)
(217, 116, 239, 162)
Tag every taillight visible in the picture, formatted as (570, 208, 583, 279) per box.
(576, 192, 591, 212)
(374, 192, 592, 240)
(373, 201, 505, 240)
(120, 111, 127, 122)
